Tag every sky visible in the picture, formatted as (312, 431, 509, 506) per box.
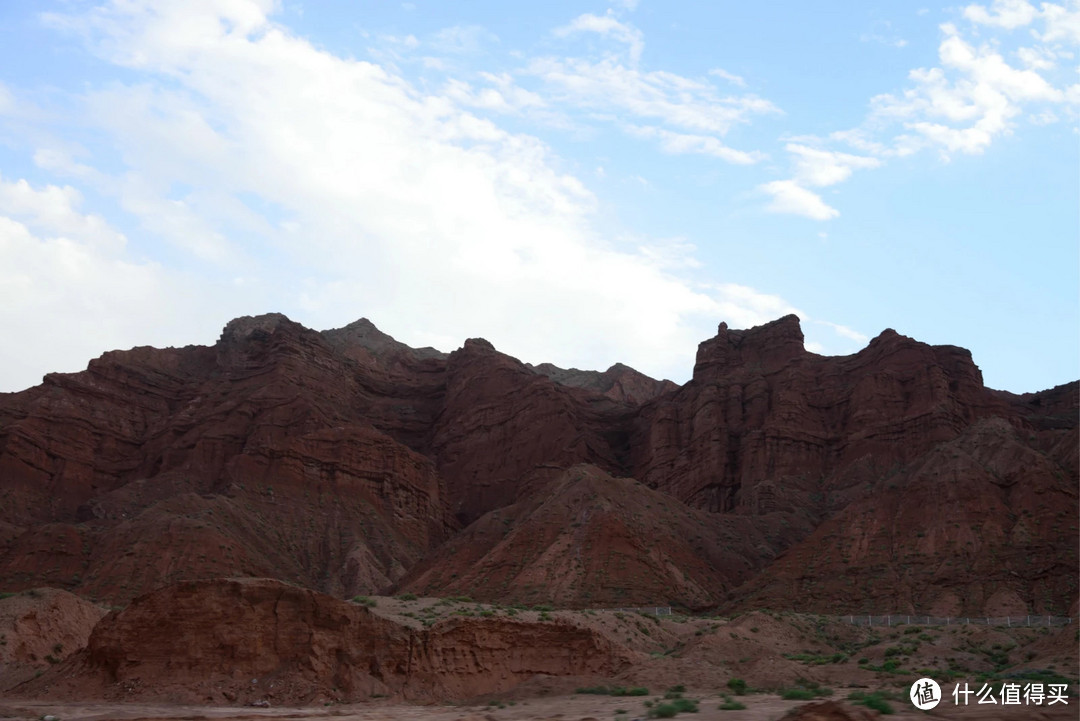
(0, 0, 1076, 394)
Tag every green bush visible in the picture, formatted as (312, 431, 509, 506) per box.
(719, 697, 746, 711)
(646, 703, 679, 718)
(670, 697, 698, 712)
(351, 595, 377, 607)
(726, 678, 747, 695)
(396, 592, 417, 601)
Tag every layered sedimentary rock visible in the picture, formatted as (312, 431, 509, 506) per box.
(0, 315, 458, 602)
(16, 578, 635, 704)
(397, 463, 812, 610)
(0, 312, 1075, 614)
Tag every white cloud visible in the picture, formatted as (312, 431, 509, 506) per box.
(786, 143, 881, 186)
(963, 0, 1040, 29)
(0, 173, 125, 251)
(19, 0, 819, 386)
(1016, 44, 1058, 70)
(1038, 2, 1080, 44)
(708, 67, 746, 87)
(758, 5, 1077, 221)
(813, 319, 870, 343)
(443, 74, 546, 113)
(759, 180, 839, 221)
(554, 12, 644, 64)
(430, 25, 497, 54)
(627, 125, 764, 164)
(0, 176, 236, 392)
(871, 24, 1066, 155)
(526, 56, 780, 135)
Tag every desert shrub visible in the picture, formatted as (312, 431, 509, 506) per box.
(670, 697, 698, 712)
(396, 592, 417, 601)
(726, 678, 747, 695)
(351, 595, 377, 607)
(719, 694, 746, 710)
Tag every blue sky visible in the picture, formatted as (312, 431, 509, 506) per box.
(0, 0, 1076, 393)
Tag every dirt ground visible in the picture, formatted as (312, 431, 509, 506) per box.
(2, 691, 1077, 721)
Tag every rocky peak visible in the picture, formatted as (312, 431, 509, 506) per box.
(215, 312, 322, 370)
(694, 314, 806, 378)
(461, 337, 496, 352)
(321, 319, 448, 362)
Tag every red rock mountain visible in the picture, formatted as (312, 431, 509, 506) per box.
(0, 313, 1075, 615)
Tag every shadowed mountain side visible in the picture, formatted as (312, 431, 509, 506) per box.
(529, 361, 680, 404)
(395, 464, 815, 610)
(727, 418, 1080, 616)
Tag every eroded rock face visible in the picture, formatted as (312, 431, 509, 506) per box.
(396, 464, 811, 610)
(729, 418, 1079, 615)
(0, 588, 107, 692)
(0, 315, 459, 602)
(16, 578, 635, 704)
(631, 317, 1014, 515)
(0, 312, 1075, 615)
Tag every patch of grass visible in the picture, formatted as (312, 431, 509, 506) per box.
(350, 595, 377, 607)
(848, 691, 894, 714)
(779, 688, 816, 700)
(783, 651, 848, 665)
(779, 679, 833, 700)
(719, 694, 746, 711)
(396, 592, 417, 601)
(646, 698, 698, 718)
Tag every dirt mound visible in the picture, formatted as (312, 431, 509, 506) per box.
(13, 578, 637, 705)
(0, 588, 107, 691)
(778, 700, 878, 720)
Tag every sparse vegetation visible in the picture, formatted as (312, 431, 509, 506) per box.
(575, 686, 650, 697)
(719, 694, 746, 710)
(350, 595, 377, 607)
(848, 690, 895, 714)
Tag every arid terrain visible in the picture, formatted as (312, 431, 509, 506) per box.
(0, 314, 1076, 717)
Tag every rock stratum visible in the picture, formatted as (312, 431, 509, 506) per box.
(0, 313, 1075, 618)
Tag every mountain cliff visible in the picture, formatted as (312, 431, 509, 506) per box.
(0, 313, 1074, 615)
